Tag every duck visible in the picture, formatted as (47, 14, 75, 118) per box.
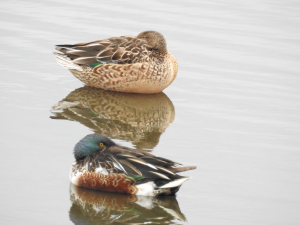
(70, 134, 196, 196)
(54, 31, 178, 94)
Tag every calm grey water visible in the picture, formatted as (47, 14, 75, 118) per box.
(1, 0, 300, 224)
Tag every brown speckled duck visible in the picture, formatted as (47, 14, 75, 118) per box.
(54, 31, 178, 94)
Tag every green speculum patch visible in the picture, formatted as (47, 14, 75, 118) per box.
(89, 62, 103, 68)
(87, 109, 99, 117)
(129, 176, 144, 181)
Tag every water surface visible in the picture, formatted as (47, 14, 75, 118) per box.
(0, 0, 300, 224)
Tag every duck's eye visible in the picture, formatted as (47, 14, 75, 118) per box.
(99, 143, 104, 146)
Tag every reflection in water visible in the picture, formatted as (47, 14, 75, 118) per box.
(69, 184, 186, 224)
(51, 87, 175, 149)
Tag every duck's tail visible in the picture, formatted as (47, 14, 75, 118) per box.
(53, 52, 83, 71)
(158, 176, 192, 189)
(153, 166, 196, 195)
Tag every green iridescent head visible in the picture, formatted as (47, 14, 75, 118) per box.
(74, 134, 116, 161)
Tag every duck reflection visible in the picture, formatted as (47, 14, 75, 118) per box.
(51, 87, 175, 149)
(69, 184, 186, 224)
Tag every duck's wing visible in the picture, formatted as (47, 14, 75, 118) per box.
(107, 146, 196, 182)
(55, 36, 150, 66)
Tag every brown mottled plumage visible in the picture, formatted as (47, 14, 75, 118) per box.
(74, 172, 137, 195)
(54, 31, 178, 94)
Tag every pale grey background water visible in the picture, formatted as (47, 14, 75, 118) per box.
(1, 0, 300, 224)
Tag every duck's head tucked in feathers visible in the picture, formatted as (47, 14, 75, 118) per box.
(137, 31, 167, 53)
(54, 30, 177, 93)
(71, 133, 196, 196)
(74, 134, 116, 161)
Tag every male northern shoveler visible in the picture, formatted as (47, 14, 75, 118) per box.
(70, 134, 196, 196)
(54, 31, 178, 94)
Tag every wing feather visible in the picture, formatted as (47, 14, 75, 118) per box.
(55, 35, 148, 66)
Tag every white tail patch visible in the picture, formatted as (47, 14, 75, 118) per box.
(136, 181, 156, 196)
(53, 52, 83, 71)
(158, 177, 191, 189)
